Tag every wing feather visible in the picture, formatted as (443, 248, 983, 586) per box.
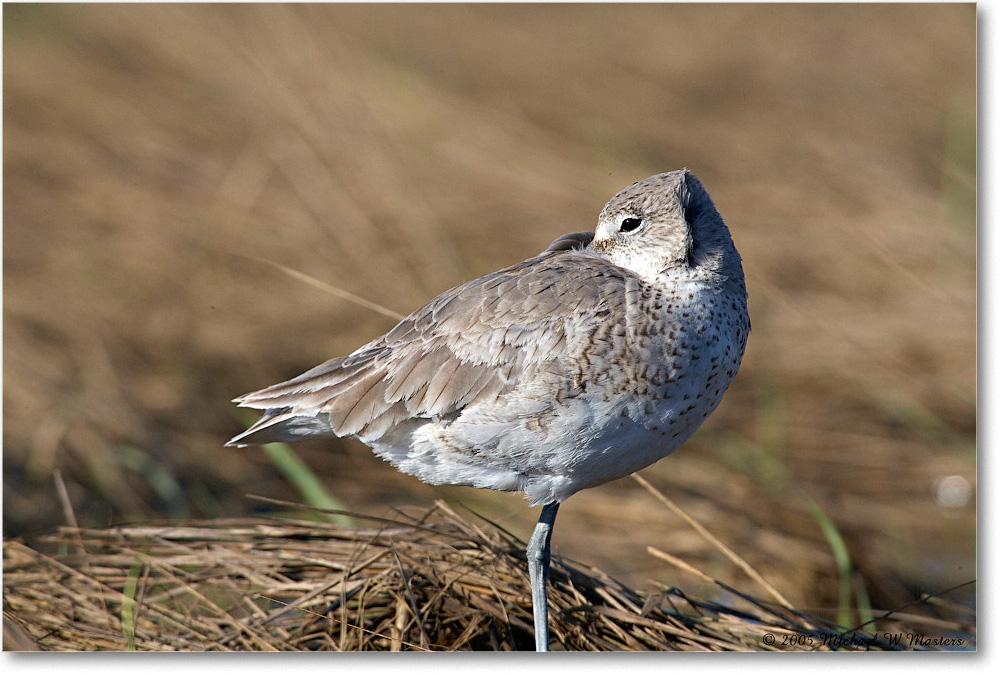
(232, 234, 631, 444)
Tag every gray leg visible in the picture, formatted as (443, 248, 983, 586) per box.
(526, 502, 560, 651)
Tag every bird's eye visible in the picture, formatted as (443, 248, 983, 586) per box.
(619, 217, 643, 233)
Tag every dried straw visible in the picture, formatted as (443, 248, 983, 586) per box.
(2, 501, 965, 651)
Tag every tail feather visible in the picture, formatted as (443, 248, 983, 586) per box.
(226, 408, 333, 447)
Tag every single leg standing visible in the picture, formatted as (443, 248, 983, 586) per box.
(526, 502, 560, 651)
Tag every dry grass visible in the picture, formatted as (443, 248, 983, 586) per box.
(1, 500, 973, 651)
(3, 2, 976, 648)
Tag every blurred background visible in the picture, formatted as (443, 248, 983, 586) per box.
(3, 3, 975, 629)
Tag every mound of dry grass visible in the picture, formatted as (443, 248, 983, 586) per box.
(2, 499, 972, 652)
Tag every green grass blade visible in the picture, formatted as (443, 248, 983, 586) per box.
(121, 556, 143, 651)
(802, 493, 854, 630)
(261, 441, 354, 526)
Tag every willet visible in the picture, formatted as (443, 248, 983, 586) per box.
(228, 169, 750, 651)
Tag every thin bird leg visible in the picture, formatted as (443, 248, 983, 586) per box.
(526, 502, 560, 651)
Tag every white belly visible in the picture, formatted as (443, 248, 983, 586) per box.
(369, 363, 732, 505)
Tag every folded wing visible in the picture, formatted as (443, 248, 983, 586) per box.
(227, 231, 625, 447)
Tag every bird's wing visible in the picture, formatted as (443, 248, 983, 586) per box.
(232, 233, 629, 442)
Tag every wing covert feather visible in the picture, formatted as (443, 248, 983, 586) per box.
(236, 242, 629, 439)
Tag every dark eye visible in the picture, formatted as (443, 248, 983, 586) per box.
(619, 217, 643, 233)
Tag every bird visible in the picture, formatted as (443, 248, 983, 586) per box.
(227, 169, 750, 651)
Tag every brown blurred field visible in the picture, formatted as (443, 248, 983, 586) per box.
(3, 1, 975, 636)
